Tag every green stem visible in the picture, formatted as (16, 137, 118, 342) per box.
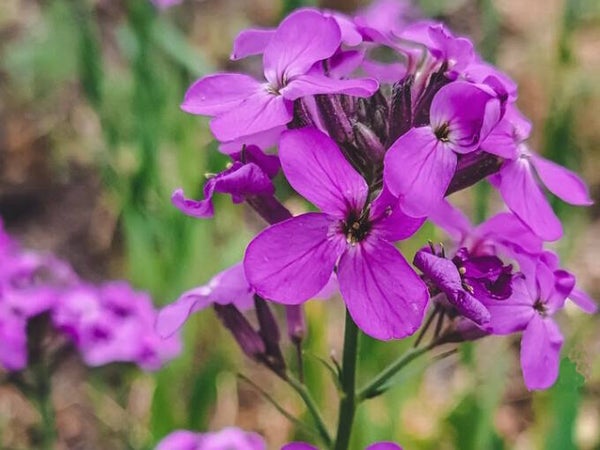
(357, 343, 434, 402)
(287, 375, 332, 447)
(35, 367, 56, 450)
(333, 310, 359, 450)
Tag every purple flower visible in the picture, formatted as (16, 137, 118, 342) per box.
(282, 442, 403, 450)
(483, 261, 574, 390)
(156, 263, 254, 338)
(54, 282, 181, 370)
(182, 9, 377, 143)
(155, 427, 266, 450)
(172, 146, 279, 219)
(151, 0, 182, 9)
(244, 128, 428, 340)
(384, 80, 503, 217)
(0, 313, 27, 371)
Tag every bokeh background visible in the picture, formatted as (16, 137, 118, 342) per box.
(0, 0, 599, 448)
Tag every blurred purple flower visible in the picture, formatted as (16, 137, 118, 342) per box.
(245, 128, 428, 340)
(155, 427, 266, 450)
(151, 0, 183, 10)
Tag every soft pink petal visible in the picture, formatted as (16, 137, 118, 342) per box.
(496, 158, 563, 241)
(531, 154, 593, 206)
(181, 73, 262, 116)
(244, 213, 346, 304)
(569, 287, 598, 314)
(210, 91, 293, 142)
(520, 316, 563, 390)
(231, 28, 275, 60)
(263, 10, 341, 85)
(384, 127, 457, 217)
(282, 74, 378, 101)
(279, 128, 368, 218)
(338, 237, 428, 340)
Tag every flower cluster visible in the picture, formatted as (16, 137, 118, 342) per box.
(0, 220, 180, 372)
(173, 0, 594, 393)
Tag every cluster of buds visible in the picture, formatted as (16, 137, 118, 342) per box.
(0, 220, 180, 373)
(166, 0, 594, 398)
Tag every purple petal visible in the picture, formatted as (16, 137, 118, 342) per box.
(181, 73, 261, 116)
(328, 50, 366, 78)
(569, 287, 598, 314)
(520, 316, 563, 390)
(474, 212, 543, 256)
(282, 73, 378, 101)
(366, 443, 404, 450)
(263, 10, 341, 85)
(338, 237, 428, 340)
(325, 11, 363, 46)
(464, 60, 518, 101)
(362, 59, 408, 84)
(210, 91, 293, 142)
(369, 187, 425, 241)
(530, 153, 593, 206)
(218, 126, 286, 155)
(280, 128, 368, 218)
(244, 213, 346, 304)
(414, 251, 490, 325)
(281, 443, 318, 450)
(384, 127, 457, 217)
(428, 200, 473, 241)
(155, 430, 200, 450)
(430, 81, 502, 153)
(496, 158, 563, 241)
(231, 145, 280, 179)
(156, 263, 253, 338)
(172, 188, 214, 218)
(483, 275, 535, 334)
(231, 28, 275, 60)
(0, 316, 27, 371)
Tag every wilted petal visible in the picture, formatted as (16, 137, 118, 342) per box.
(282, 73, 378, 100)
(496, 158, 563, 241)
(210, 91, 293, 142)
(263, 10, 341, 85)
(171, 188, 214, 218)
(244, 213, 346, 304)
(414, 250, 490, 325)
(338, 238, 428, 340)
(280, 128, 368, 218)
(531, 154, 593, 206)
(181, 73, 262, 116)
(520, 316, 563, 390)
(231, 28, 275, 60)
(384, 127, 457, 217)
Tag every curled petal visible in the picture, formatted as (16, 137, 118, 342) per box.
(338, 238, 428, 340)
(244, 213, 346, 304)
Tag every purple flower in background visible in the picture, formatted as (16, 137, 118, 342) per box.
(384, 80, 503, 217)
(155, 427, 266, 450)
(182, 9, 377, 143)
(483, 260, 574, 390)
(282, 442, 403, 450)
(245, 128, 428, 340)
(53, 282, 181, 371)
(172, 145, 280, 219)
(156, 263, 254, 338)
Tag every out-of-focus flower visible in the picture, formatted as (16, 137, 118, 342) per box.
(155, 427, 266, 450)
(151, 0, 183, 10)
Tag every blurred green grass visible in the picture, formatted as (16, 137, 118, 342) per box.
(0, 0, 599, 448)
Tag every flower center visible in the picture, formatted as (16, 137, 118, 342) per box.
(434, 122, 451, 142)
(343, 211, 371, 245)
(533, 299, 548, 316)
